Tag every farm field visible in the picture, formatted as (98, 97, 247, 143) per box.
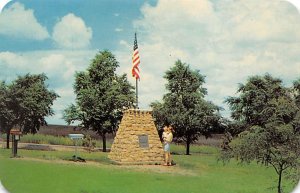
(0, 145, 295, 193)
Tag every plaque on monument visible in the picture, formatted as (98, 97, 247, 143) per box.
(138, 134, 149, 148)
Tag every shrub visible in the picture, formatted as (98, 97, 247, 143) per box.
(20, 134, 76, 146)
(18, 134, 104, 148)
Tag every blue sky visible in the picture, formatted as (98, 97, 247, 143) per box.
(0, 0, 300, 125)
(0, 0, 155, 52)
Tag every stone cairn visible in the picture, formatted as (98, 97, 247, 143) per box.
(108, 109, 164, 164)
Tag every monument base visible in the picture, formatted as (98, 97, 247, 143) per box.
(108, 109, 164, 165)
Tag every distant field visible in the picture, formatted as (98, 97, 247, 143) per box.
(0, 145, 295, 193)
(1, 126, 222, 148)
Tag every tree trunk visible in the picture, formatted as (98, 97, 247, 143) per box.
(6, 129, 10, 149)
(186, 136, 191, 155)
(277, 167, 283, 193)
(102, 133, 106, 152)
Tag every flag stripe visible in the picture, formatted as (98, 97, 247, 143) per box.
(132, 33, 140, 80)
(133, 57, 140, 64)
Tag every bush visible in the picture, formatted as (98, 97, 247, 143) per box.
(19, 134, 104, 148)
(20, 134, 77, 146)
(82, 135, 96, 152)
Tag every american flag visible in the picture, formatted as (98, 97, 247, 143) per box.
(132, 33, 140, 80)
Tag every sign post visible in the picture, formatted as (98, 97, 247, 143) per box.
(10, 129, 22, 158)
(68, 134, 84, 161)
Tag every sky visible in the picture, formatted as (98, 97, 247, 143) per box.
(0, 0, 300, 125)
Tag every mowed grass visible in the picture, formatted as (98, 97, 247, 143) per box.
(0, 145, 295, 193)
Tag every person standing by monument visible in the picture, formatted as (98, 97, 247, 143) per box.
(162, 126, 173, 166)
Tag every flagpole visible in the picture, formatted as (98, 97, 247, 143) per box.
(132, 32, 140, 109)
(136, 79, 139, 109)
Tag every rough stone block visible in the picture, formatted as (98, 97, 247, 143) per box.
(108, 109, 164, 164)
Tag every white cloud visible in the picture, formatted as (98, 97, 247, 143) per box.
(0, 2, 49, 40)
(0, 52, 28, 68)
(38, 54, 76, 80)
(115, 28, 123, 32)
(226, 1, 300, 42)
(49, 86, 77, 124)
(52, 13, 93, 49)
(0, 50, 96, 124)
(0, 50, 95, 80)
(115, 0, 300, 117)
(119, 40, 130, 48)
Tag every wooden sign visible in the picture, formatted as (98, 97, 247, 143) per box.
(10, 129, 22, 135)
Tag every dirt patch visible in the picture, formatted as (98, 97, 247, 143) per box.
(20, 144, 55, 151)
(17, 143, 107, 152)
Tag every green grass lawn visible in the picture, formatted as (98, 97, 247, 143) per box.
(0, 145, 295, 193)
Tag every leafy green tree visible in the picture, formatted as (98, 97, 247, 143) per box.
(0, 74, 58, 148)
(10, 74, 59, 134)
(0, 81, 16, 149)
(151, 60, 222, 155)
(63, 50, 135, 152)
(223, 74, 300, 193)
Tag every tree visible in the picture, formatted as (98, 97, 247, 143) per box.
(0, 81, 16, 149)
(0, 74, 58, 148)
(151, 60, 222, 155)
(222, 74, 300, 193)
(63, 50, 135, 152)
(10, 74, 59, 133)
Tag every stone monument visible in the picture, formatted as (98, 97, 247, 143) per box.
(108, 109, 164, 164)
